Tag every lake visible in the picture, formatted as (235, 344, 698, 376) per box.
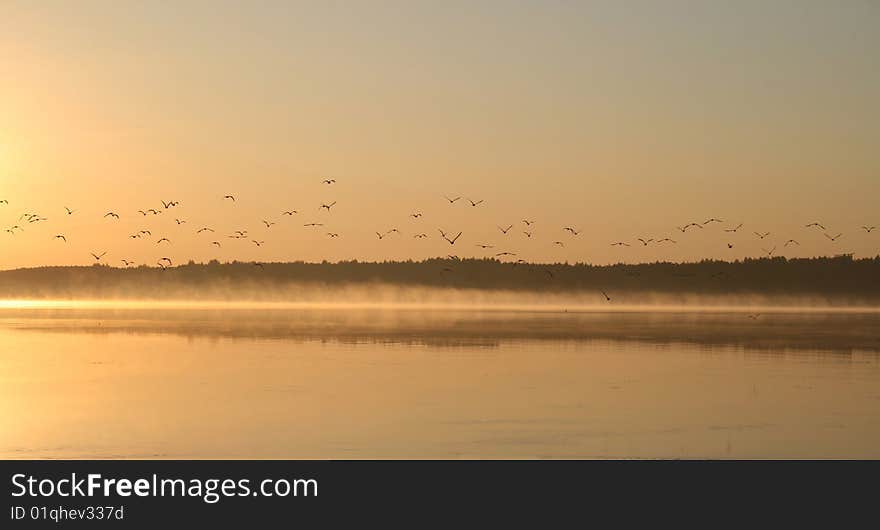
(1, 304, 879, 458)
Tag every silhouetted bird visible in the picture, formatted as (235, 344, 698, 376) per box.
(860, 226, 876, 233)
(54, 235, 66, 242)
(600, 290, 611, 302)
(444, 195, 461, 204)
(703, 218, 723, 225)
(467, 198, 484, 207)
(410, 213, 423, 218)
(442, 232, 462, 245)
(553, 241, 565, 247)
(805, 222, 825, 230)
(91, 252, 107, 261)
(563, 227, 581, 235)
(212, 241, 221, 247)
(724, 224, 743, 232)
(262, 220, 276, 228)
(157, 238, 171, 244)
(322, 179, 336, 184)
(197, 227, 214, 233)
(252, 240, 265, 246)
(611, 242, 631, 247)
(327, 233, 339, 238)
(104, 212, 120, 219)
(414, 233, 428, 238)
(656, 238, 676, 244)
(224, 195, 236, 202)
(64, 207, 76, 215)
(637, 238, 653, 246)
(754, 231, 770, 239)
(282, 210, 298, 216)
(498, 225, 513, 234)
(523, 231, 532, 238)
(522, 219, 535, 226)
(824, 232, 843, 241)
(784, 239, 800, 247)
(320, 201, 337, 211)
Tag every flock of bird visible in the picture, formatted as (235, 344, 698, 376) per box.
(1, 181, 877, 283)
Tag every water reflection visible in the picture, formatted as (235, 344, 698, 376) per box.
(1, 306, 879, 459)
(2, 307, 879, 353)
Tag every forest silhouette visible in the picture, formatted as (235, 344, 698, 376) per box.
(0, 254, 878, 301)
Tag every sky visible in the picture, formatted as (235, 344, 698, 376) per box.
(0, 1, 878, 269)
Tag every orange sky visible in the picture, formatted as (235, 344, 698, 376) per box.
(1, 1, 878, 269)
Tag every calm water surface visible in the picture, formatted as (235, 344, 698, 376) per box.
(1, 306, 879, 458)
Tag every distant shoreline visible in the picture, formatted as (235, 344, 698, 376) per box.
(0, 255, 878, 303)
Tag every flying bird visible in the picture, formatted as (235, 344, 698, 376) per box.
(304, 223, 323, 227)
(282, 210, 298, 216)
(444, 195, 461, 204)
(262, 220, 276, 228)
(157, 237, 171, 244)
(475, 243, 494, 249)
(91, 251, 107, 261)
(784, 239, 800, 247)
(762, 246, 777, 256)
(523, 231, 532, 238)
(212, 241, 221, 247)
(656, 238, 676, 244)
(410, 213, 423, 218)
(224, 195, 236, 202)
(467, 198, 484, 207)
(611, 242, 631, 247)
(754, 231, 770, 239)
(326, 232, 340, 238)
(322, 179, 336, 184)
(320, 201, 337, 211)
(64, 207, 76, 215)
(498, 225, 513, 234)
(54, 235, 67, 242)
(159, 257, 173, 266)
(197, 227, 214, 233)
(442, 231, 462, 245)
(175, 218, 186, 225)
(553, 241, 565, 247)
(495, 252, 517, 257)
(414, 233, 428, 238)
(104, 212, 119, 219)
(636, 238, 653, 246)
(563, 227, 581, 236)
(724, 224, 743, 233)
(252, 240, 265, 247)
(805, 222, 825, 230)
(703, 218, 723, 225)
(824, 232, 843, 241)
(600, 290, 612, 302)
(860, 226, 877, 233)
(522, 219, 535, 226)
(121, 260, 133, 267)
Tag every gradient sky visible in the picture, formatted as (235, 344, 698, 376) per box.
(1, 1, 878, 269)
